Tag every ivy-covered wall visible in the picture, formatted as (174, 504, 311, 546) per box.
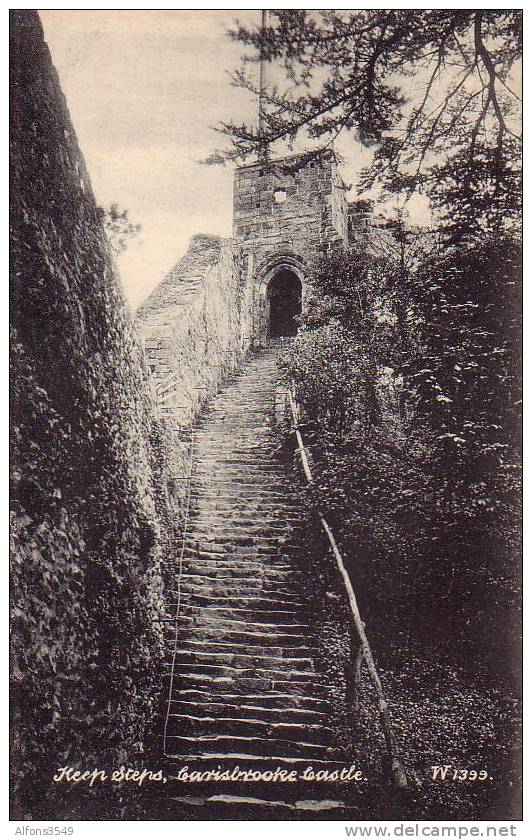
(10, 10, 169, 817)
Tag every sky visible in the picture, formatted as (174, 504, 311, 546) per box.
(39, 10, 418, 311)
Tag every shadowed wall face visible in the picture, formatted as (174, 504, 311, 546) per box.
(10, 10, 167, 818)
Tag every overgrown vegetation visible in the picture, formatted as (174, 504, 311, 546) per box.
(283, 226, 521, 669)
(278, 225, 520, 816)
(214, 9, 521, 813)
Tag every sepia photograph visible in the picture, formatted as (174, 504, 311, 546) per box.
(9, 6, 522, 825)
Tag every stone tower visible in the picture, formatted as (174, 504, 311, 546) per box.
(233, 149, 349, 345)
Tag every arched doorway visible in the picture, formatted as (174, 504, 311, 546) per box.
(267, 269, 302, 338)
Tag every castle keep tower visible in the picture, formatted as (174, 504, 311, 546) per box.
(233, 150, 349, 344)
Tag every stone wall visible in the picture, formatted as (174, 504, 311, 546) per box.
(10, 10, 169, 817)
(233, 150, 348, 261)
(232, 151, 349, 345)
(136, 234, 252, 516)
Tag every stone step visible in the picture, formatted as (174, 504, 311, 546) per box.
(188, 517, 301, 533)
(171, 688, 332, 712)
(184, 527, 297, 543)
(171, 559, 297, 576)
(177, 548, 294, 565)
(168, 613, 310, 634)
(170, 647, 314, 668)
(185, 541, 301, 556)
(166, 661, 316, 682)
(177, 571, 298, 584)
(188, 478, 292, 492)
(192, 459, 283, 470)
(189, 511, 301, 525)
(165, 794, 349, 814)
(188, 489, 295, 502)
(169, 590, 304, 606)
(169, 699, 328, 723)
(189, 507, 301, 520)
(163, 734, 342, 761)
(164, 673, 331, 698)
(172, 638, 319, 657)
(167, 604, 308, 623)
(168, 624, 310, 648)
(165, 714, 335, 741)
(169, 577, 303, 596)
(173, 583, 305, 602)
(173, 592, 307, 610)
(163, 752, 348, 774)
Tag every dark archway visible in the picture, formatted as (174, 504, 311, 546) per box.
(267, 269, 302, 338)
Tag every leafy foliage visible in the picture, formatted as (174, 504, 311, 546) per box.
(282, 235, 521, 679)
(102, 203, 142, 256)
(210, 10, 521, 232)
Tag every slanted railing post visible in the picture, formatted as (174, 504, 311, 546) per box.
(287, 383, 408, 792)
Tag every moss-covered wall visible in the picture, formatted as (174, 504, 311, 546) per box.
(10, 10, 169, 817)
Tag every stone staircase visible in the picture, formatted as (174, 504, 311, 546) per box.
(158, 345, 359, 818)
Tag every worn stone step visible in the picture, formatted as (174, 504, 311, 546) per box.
(173, 571, 303, 594)
(193, 458, 283, 469)
(165, 794, 351, 815)
(164, 733, 343, 761)
(169, 699, 328, 723)
(184, 528, 297, 544)
(174, 585, 305, 604)
(174, 593, 307, 612)
(165, 673, 331, 698)
(180, 547, 298, 563)
(188, 518, 301, 533)
(163, 753, 348, 776)
(165, 603, 307, 620)
(191, 489, 294, 501)
(177, 571, 298, 584)
(189, 507, 301, 520)
(164, 567, 298, 585)
(171, 688, 332, 712)
(172, 638, 319, 657)
(170, 647, 314, 668)
(165, 714, 335, 741)
(169, 577, 303, 595)
(185, 541, 301, 557)
(166, 604, 308, 624)
(167, 625, 310, 648)
(166, 661, 316, 682)
(189, 512, 301, 526)
(180, 546, 295, 562)
(188, 479, 292, 492)
(168, 613, 310, 633)
(189, 501, 300, 514)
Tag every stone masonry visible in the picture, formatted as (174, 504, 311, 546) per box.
(156, 345, 361, 818)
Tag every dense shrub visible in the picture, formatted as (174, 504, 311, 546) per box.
(282, 236, 521, 681)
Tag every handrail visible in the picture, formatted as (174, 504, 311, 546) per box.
(287, 383, 408, 791)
